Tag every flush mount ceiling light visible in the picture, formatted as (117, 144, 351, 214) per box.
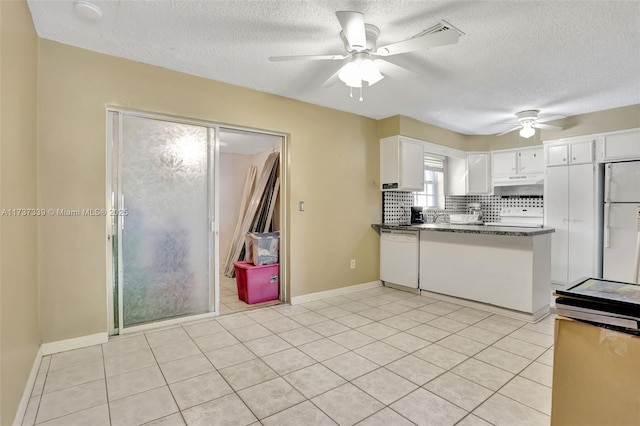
(74, 1, 103, 21)
(269, 11, 460, 101)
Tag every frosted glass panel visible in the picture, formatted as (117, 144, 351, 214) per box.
(121, 115, 210, 327)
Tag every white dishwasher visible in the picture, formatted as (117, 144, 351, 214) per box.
(380, 229, 419, 288)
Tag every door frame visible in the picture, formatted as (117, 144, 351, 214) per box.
(105, 107, 289, 335)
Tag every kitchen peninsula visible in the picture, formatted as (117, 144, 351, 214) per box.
(374, 223, 555, 321)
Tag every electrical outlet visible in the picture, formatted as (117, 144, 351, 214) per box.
(350, 259, 356, 269)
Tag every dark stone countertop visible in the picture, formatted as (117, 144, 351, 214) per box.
(372, 223, 555, 237)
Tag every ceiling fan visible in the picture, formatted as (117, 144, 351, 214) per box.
(269, 11, 460, 100)
(497, 110, 565, 138)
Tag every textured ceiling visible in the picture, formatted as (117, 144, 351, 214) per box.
(27, 0, 640, 135)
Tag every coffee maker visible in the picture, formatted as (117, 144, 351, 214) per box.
(411, 206, 425, 224)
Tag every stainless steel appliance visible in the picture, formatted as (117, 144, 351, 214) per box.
(602, 161, 640, 283)
(380, 229, 419, 288)
(411, 206, 424, 224)
(467, 203, 483, 222)
(485, 207, 544, 228)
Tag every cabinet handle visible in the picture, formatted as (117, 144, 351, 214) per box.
(561, 218, 568, 222)
(521, 166, 526, 170)
(573, 157, 576, 161)
(563, 158, 566, 162)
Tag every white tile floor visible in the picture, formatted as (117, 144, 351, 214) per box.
(22, 286, 555, 426)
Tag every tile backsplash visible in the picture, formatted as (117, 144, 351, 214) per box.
(382, 192, 543, 224)
(382, 191, 414, 224)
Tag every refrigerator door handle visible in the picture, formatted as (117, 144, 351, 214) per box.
(604, 202, 611, 248)
(604, 163, 611, 202)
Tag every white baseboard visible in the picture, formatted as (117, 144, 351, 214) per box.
(291, 280, 382, 305)
(12, 346, 42, 426)
(41, 332, 109, 356)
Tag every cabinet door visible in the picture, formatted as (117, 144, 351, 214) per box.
(602, 131, 640, 161)
(544, 166, 569, 284)
(518, 147, 544, 174)
(546, 145, 568, 166)
(467, 153, 491, 194)
(567, 164, 595, 282)
(491, 151, 517, 176)
(400, 139, 425, 191)
(569, 141, 593, 164)
(446, 156, 466, 196)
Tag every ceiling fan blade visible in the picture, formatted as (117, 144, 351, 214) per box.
(336, 11, 366, 51)
(319, 63, 347, 88)
(373, 59, 417, 79)
(537, 115, 566, 123)
(269, 54, 347, 62)
(496, 126, 522, 136)
(533, 123, 563, 130)
(375, 28, 459, 57)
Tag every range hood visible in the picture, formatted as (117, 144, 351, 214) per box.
(493, 174, 544, 187)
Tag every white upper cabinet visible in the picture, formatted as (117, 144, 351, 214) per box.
(446, 152, 491, 195)
(380, 136, 424, 191)
(546, 139, 594, 167)
(518, 147, 544, 173)
(491, 150, 517, 176)
(569, 141, 594, 164)
(492, 147, 543, 176)
(466, 152, 491, 194)
(547, 145, 568, 166)
(599, 129, 640, 162)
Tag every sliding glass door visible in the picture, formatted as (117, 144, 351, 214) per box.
(110, 112, 216, 330)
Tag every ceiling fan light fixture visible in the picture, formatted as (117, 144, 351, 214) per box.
(338, 62, 362, 87)
(360, 59, 384, 85)
(519, 122, 535, 138)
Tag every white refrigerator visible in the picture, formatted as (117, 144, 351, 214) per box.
(602, 161, 640, 283)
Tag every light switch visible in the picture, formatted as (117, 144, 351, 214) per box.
(299, 201, 305, 212)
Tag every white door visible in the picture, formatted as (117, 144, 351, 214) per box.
(518, 147, 544, 174)
(602, 131, 640, 161)
(546, 145, 569, 167)
(401, 139, 426, 191)
(606, 161, 640, 202)
(545, 166, 569, 284)
(466, 153, 490, 194)
(567, 164, 595, 283)
(569, 141, 593, 165)
(492, 151, 517, 176)
(603, 203, 640, 282)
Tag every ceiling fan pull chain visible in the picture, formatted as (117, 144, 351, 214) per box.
(359, 87, 363, 102)
(349, 87, 353, 98)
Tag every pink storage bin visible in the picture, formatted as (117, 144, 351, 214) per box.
(233, 261, 279, 304)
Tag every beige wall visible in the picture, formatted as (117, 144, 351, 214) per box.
(0, 1, 40, 424)
(37, 40, 380, 342)
(398, 116, 470, 151)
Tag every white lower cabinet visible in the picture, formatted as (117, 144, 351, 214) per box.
(544, 163, 597, 285)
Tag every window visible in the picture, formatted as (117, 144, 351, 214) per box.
(414, 154, 445, 209)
